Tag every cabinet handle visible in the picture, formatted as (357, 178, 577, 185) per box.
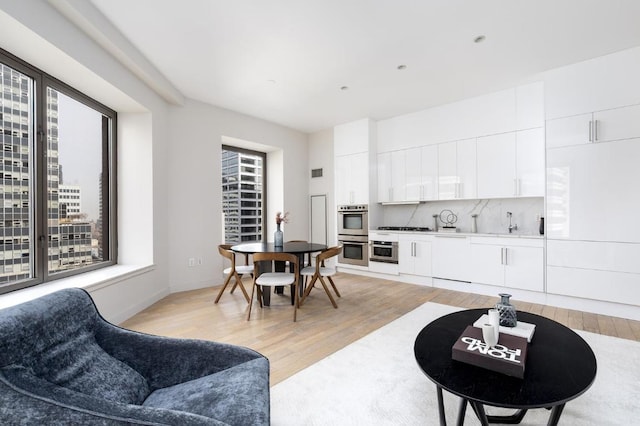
(412, 242, 415, 257)
(589, 120, 593, 142)
(500, 247, 505, 265)
(504, 247, 508, 265)
(594, 119, 599, 141)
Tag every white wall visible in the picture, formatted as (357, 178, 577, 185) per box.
(308, 128, 336, 246)
(166, 100, 308, 293)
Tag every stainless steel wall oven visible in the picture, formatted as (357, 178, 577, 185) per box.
(338, 235, 369, 267)
(337, 204, 368, 236)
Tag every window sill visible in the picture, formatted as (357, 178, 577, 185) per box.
(0, 264, 155, 309)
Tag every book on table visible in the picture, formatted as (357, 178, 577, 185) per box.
(452, 326, 528, 379)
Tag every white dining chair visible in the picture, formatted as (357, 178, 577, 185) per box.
(300, 245, 342, 308)
(215, 244, 252, 303)
(248, 252, 301, 322)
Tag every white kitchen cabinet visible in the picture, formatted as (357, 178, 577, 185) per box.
(516, 82, 544, 130)
(546, 104, 640, 149)
(335, 152, 369, 205)
(377, 152, 392, 203)
(438, 138, 476, 200)
(477, 129, 544, 198)
(377, 147, 433, 203)
(470, 237, 544, 292)
(546, 138, 640, 243)
(432, 235, 470, 282)
(377, 149, 414, 203)
(334, 119, 371, 156)
(516, 128, 545, 197)
(398, 234, 433, 276)
(544, 46, 640, 120)
(477, 133, 516, 198)
(419, 145, 438, 201)
(546, 239, 640, 306)
(405, 147, 423, 201)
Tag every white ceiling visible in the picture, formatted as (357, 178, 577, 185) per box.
(87, 0, 640, 133)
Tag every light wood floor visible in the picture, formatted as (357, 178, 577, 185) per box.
(120, 273, 640, 386)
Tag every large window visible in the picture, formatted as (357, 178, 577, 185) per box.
(0, 49, 116, 294)
(221, 146, 265, 243)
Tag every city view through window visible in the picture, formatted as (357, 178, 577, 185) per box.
(221, 148, 264, 243)
(1, 60, 109, 287)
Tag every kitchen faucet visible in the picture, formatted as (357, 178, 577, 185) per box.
(507, 212, 518, 233)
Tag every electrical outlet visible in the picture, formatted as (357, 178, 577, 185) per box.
(188, 258, 195, 267)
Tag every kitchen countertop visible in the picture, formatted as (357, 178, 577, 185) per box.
(370, 229, 544, 239)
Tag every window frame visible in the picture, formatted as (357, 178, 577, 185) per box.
(0, 48, 117, 294)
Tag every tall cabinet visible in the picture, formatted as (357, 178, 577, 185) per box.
(544, 46, 640, 307)
(334, 119, 374, 206)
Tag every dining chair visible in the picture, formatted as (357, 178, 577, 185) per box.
(247, 252, 301, 322)
(215, 244, 251, 304)
(300, 245, 342, 308)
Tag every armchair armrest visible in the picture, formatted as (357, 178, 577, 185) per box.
(94, 319, 267, 390)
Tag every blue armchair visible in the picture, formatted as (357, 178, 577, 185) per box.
(0, 288, 270, 425)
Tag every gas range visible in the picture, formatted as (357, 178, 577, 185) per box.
(377, 226, 431, 232)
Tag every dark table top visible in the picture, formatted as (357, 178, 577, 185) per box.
(414, 308, 597, 409)
(231, 241, 327, 254)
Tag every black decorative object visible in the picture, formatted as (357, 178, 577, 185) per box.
(496, 293, 517, 327)
(539, 217, 545, 235)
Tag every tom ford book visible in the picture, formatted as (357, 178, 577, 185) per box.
(452, 326, 528, 378)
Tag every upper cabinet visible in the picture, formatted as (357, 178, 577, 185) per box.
(334, 119, 370, 156)
(377, 146, 438, 203)
(334, 119, 374, 205)
(516, 82, 545, 129)
(546, 104, 640, 149)
(335, 152, 369, 205)
(438, 138, 476, 200)
(375, 82, 543, 203)
(544, 46, 640, 120)
(477, 128, 544, 198)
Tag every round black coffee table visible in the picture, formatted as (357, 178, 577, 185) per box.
(414, 309, 597, 426)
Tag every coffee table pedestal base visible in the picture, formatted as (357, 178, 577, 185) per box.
(436, 386, 566, 426)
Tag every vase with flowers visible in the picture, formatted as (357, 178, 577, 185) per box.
(274, 211, 289, 247)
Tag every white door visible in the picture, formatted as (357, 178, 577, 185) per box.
(438, 141, 457, 200)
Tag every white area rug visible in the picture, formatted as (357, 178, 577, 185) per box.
(271, 302, 640, 425)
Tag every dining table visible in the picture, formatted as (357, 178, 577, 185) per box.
(231, 241, 328, 305)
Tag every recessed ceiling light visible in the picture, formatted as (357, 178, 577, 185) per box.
(340, 86, 349, 91)
(474, 35, 486, 43)
(397, 64, 407, 70)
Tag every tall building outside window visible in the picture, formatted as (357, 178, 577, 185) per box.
(0, 49, 116, 294)
(221, 146, 265, 243)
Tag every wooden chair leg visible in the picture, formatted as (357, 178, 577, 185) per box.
(246, 281, 256, 321)
(234, 272, 250, 303)
(215, 273, 233, 303)
(300, 274, 318, 305)
(318, 276, 338, 308)
(327, 276, 341, 298)
(293, 280, 299, 322)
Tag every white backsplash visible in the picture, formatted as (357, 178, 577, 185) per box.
(380, 198, 544, 236)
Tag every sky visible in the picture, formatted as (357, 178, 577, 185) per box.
(56, 92, 103, 221)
